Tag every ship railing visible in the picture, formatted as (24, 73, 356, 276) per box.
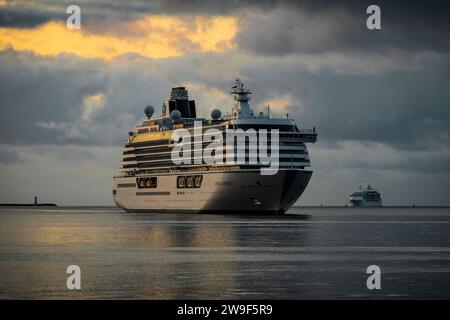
(298, 128, 316, 134)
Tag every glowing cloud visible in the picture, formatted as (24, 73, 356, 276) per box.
(262, 94, 295, 111)
(0, 15, 237, 60)
(81, 93, 105, 122)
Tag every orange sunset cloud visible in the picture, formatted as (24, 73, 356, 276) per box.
(0, 15, 238, 60)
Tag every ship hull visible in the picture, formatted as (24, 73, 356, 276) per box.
(113, 169, 312, 214)
(349, 200, 382, 207)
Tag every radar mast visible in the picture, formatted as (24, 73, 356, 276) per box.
(231, 79, 254, 119)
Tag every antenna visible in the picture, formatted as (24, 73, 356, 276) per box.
(230, 79, 253, 119)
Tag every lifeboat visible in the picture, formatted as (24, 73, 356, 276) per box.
(177, 176, 186, 188)
(194, 175, 202, 188)
(186, 176, 194, 188)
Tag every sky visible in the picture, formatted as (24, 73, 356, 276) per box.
(0, 0, 449, 206)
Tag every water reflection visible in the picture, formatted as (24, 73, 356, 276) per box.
(117, 213, 312, 299)
(8, 208, 450, 299)
(0, 209, 313, 298)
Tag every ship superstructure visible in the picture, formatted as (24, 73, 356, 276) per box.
(113, 79, 317, 214)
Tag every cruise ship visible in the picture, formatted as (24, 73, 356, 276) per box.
(349, 185, 383, 207)
(113, 79, 317, 214)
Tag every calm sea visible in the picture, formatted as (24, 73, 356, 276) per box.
(0, 206, 449, 299)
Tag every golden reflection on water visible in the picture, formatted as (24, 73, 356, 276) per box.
(132, 220, 238, 299)
(1, 211, 239, 299)
(21, 219, 237, 248)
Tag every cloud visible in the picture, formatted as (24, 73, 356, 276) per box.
(236, 1, 450, 55)
(0, 6, 63, 28)
(0, 0, 275, 28)
(232, 51, 450, 150)
(313, 141, 450, 173)
(0, 144, 121, 205)
(81, 93, 105, 122)
(182, 82, 231, 116)
(0, 15, 237, 60)
(260, 93, 294, 113)
(2, 1, 449, 59)
(0, 50, 109, 145)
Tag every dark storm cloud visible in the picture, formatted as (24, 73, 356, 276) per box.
(0, 1, 137, 28)
(239, 52, 450, 150)
(0, 0, 273, 27)
(236, 0, 450, 55)
(296, 61, 450, 149)
(0, 7, 63, 28)
(0, 50, 108, 145)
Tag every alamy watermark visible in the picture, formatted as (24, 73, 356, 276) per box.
(66, 265, 81, 290)
(366, 5, 381, 30)
(366, 265, 381, 290)
(171, 121, 280, 175)
(66, 5, 81, 29)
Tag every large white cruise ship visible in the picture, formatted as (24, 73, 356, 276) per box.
(113, 80, 317, 214)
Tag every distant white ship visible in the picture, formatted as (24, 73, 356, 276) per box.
(349, 185, 382, 207)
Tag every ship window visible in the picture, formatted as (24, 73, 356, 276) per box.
(136, 177, 157, 188)
(137, 128, 149, 134)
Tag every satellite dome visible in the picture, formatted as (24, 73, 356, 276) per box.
(170, 109, 182, 120)
(144, 105, 154, 118)
(211, 109, 222, 120)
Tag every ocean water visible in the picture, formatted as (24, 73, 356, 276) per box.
(0, 206, 449, 299)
